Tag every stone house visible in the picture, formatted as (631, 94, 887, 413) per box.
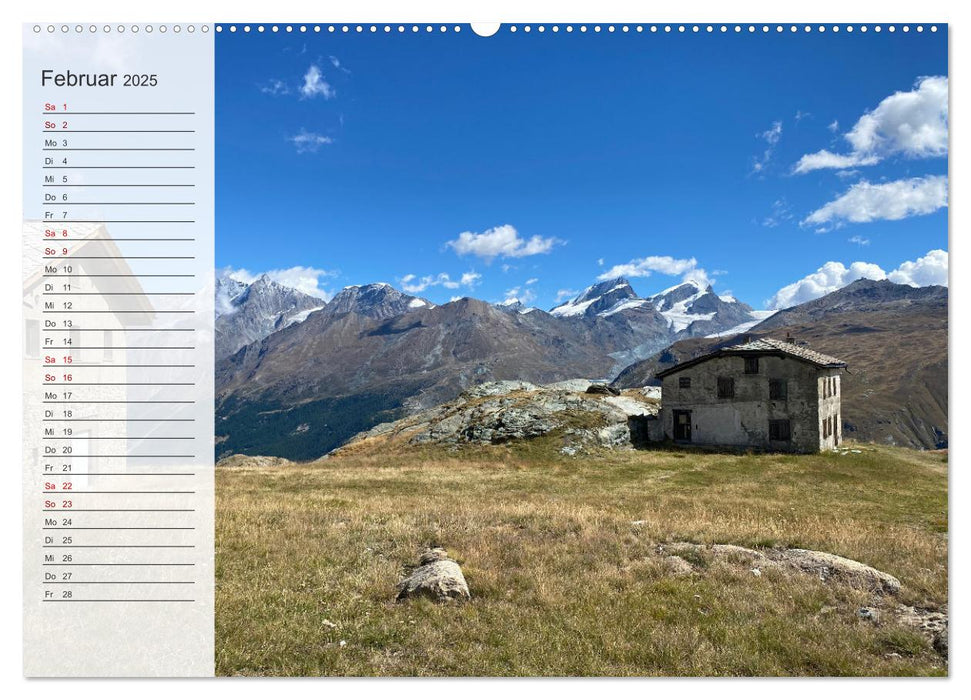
(23, 221, 154, 487)
(654, 337, 847, 452)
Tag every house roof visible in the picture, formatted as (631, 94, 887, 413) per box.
(23, 220, 154, 324)
(655, 336, 847, 378)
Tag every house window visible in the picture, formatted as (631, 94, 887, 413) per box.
(679, 376, 691, 389)
(744, 357, 759, 374)
(769, 378, 787, 400)
(769, 419, 791, 441)
(834, 413, 840, 445)
(717, 376, 734, 399)
(823, 416, 831, 438)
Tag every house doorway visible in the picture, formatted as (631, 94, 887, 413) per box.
(673, 410, 692, 442)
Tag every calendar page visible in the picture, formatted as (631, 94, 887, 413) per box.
(20, 18, 950, 680)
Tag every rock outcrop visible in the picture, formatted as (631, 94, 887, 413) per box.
(782, 548, 901, 594)
(336, 380, 660, 454)
(659, 542, 900, 594)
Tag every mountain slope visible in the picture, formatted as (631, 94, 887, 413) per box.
(214, 275, 326, 359)
(215, 297, 635, 459)
(612, 279, 948, 449)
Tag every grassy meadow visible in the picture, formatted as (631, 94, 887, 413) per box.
(215, 439, 947, 677)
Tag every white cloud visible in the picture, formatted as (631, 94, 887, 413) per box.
(828, 119, 840, 133)
(460, 272, 483, 287)
(300, 64, 335, 99)
(400, 271, 481, 294)
(525, 278, 539, 285)
(762, 121, 783, 145)
(766, 261, 887, 309)
(503, 286, 537, 305)
(801, 175, 947, 230)
(289, 129, 334, 154)
(794, 150, 879, 173)
(447, 224, 562, 261)
(223, 265, 337, 300)
(555, 289, 579, 303)
(682, 268, 713, 287)
(848, 235, 870, 247)
(260, 79, 289, 96)
(888, 249, 948, 287)
(752, 120, 783, 174)
(761, 198, 793, 228)
(597, 258, 605, 266)
(766, 249, 948, 309)
(328, 56, 350, 73)
(597, 255, 710, 287)
(795, 76, 947, 173)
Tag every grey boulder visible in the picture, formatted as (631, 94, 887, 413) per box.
(396, 548, 471, 603)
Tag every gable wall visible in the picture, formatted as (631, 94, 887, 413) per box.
(660, 354, 826, 452)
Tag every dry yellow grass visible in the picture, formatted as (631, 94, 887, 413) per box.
(215, 440, 947, 676)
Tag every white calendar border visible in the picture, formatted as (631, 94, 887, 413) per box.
(1, 0, 965, 697)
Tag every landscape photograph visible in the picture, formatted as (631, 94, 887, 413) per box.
(212, 25, 948, 676)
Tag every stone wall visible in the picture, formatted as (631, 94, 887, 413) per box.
(660, 354, 835, 452)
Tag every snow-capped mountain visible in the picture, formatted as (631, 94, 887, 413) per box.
(550, 278, 648, 318)
(214, 276, 436, 360)
(214, 274, 326, 359)
(215, 275, 249, 317)
(549, 276, 758, 340)
(547, 278, 675, 371)
(648, 279, 756, 336)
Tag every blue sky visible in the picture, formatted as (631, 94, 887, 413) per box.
(215, 25, 948, 310)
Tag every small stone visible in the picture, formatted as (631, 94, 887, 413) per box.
(857, 607, 879, 622)
(321, 619, 338, 629)
(585, 384, 620, 396)
(751, 567, 762, 577)
(418, 547, 449, 565)
(338, 640, 347, 648)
